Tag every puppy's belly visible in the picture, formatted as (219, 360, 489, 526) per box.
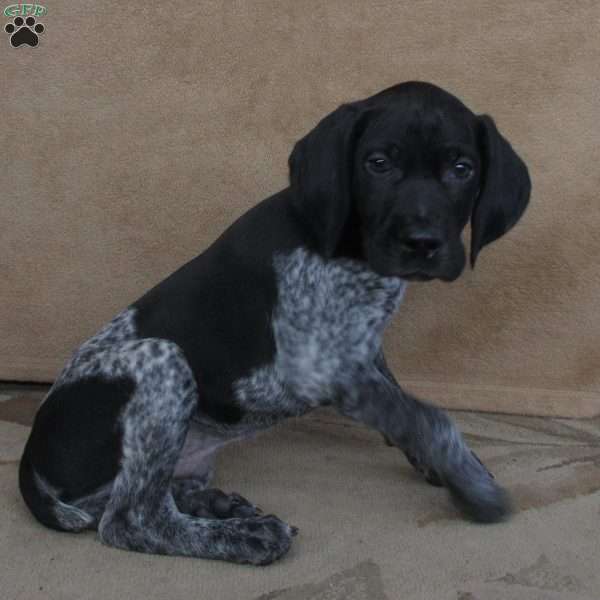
(174, 421, 242, 478)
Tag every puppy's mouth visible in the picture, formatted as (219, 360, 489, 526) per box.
(365, 237, 465, 282)
(401, 272, 435, 282)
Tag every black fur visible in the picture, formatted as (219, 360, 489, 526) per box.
(471, 114, 531, 266)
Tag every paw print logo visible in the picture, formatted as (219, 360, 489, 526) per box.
(5, 16, 44, 47)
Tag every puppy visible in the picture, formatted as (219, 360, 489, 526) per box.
(20, 81, 530, 565)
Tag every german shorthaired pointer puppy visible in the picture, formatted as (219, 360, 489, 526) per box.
(20, 81, 530, 565)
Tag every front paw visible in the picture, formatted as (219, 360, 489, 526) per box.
(402, 447, 494, 489)
(444, 451, 512, 523)
(383, 435, 444, 487)
(386, 435, 510, 522)
(404, 448, 444, 487)
(446, 473, 512, 524)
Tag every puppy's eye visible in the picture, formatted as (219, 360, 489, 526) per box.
(366, 154, 391, 173)
(452, 161, 473, 179)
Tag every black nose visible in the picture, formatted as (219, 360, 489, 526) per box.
(399, 232, 443, 258)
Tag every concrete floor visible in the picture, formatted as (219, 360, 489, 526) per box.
(1, 383, 599, 600)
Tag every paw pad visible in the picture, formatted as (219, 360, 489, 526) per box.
(5, 16, 44, 47)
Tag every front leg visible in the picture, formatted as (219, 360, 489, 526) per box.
(335, 352, 512, 523)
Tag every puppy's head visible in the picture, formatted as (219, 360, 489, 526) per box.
(289, 81, 530, 281)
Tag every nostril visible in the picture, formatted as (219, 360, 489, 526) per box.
(400, 233, 443, 258)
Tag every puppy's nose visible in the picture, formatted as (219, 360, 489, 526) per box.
(399, 232, 442, 259)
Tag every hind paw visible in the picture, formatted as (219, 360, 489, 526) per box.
(174, 487, 263, 519)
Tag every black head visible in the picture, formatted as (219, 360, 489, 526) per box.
(289, 81, 530, 281)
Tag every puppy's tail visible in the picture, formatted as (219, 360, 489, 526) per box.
(19, 450, 95, 533)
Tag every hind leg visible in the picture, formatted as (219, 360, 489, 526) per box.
(94, 339, 295, 564)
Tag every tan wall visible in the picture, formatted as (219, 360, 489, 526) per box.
(2, 1, 599, 416)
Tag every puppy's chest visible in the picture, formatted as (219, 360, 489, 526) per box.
(234, 248, 406, 416)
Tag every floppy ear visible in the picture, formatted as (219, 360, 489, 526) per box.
(289, 102, 368, 257)
(471, 115, 531, 267)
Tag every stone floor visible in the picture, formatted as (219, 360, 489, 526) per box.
(1, 383, 599, 600)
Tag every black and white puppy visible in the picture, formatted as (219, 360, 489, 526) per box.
(20, 81, 530, 565)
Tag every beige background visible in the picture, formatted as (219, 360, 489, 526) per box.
(1, 1, 599, 416)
